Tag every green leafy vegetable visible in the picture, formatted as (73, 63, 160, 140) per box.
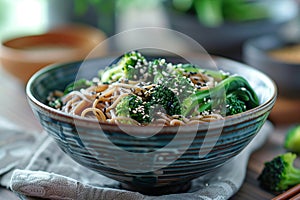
(225, 89, 247, 115)
(64, 79, 92, 95)
(171, 63, 229, 82)
(181, 76, 259, 116)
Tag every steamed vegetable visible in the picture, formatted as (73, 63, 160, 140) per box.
(181, 75, 259, 116)
(284, 125, 300, 154)
(149, 85, 181, 116)
(100, 51, 148, 83)
(55, 51, 259, 124)
(116, 94, 151, 124)
(258, 153, 300, 192)
(64, 79, 92, 95)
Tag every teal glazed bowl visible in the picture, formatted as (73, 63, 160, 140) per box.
(26, 56, 276, 195)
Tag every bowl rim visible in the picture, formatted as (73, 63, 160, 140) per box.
(0, 24, 107, 62)
(26, 56, 277, 132)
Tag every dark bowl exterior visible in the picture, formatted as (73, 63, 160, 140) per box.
(26, 56, 276, 192)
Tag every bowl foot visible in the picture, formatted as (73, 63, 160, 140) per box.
(120, 181, 191, 196)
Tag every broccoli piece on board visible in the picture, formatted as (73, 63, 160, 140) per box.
(258, 153, 300, 192)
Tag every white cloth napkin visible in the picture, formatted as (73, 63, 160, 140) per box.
(3, 121, 273, 200)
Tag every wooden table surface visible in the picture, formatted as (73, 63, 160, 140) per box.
(0, 66, 299, 200)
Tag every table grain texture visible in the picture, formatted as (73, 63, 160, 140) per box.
(0, 66, 299, 200)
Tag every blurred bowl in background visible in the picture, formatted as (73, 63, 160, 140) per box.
(165, 0, 298, 60)
(0, 24, 107, 83)
(243, 34, 300, 98)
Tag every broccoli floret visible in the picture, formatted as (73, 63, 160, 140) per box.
(121, 51, 148, 80)
(285, 125, 300, 154)
(155, 74, 195, 101)
(168, 75, 196, 100)
(64, 79, 92, 95)
(181, 75, 259, 117)
(149, 85, 181, 116)
(100, 51, 148, 83)
(225, 89, 247, 115)
(147, 58, 169, 83)
(100, 64, 123, 83)
(48, 98, 63, 110)
(115, 94, 151, 124)
(258, 153, 300, 192)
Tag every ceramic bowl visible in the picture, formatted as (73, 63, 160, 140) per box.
(0, 24, 106, 83)
(26, 56, 276, 195)
(243, 34, 300, 98)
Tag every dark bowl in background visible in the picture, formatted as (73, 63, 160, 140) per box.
(165, 0, 298, 60)
(243, 34, 300, 98)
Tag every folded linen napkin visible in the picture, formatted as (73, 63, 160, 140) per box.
(0, 117, 41, 179)
(8, 121, 273, 200)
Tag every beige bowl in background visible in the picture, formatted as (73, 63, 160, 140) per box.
(0, 24, 107, 83)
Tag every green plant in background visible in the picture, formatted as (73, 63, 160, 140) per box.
(74, 0, 161, 16)
(73, 0, 160, 35)
(73, 0, 115, 35)
(171, 0, 270, 27)
(0, 0, 8, 26)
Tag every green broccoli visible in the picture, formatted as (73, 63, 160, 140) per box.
(115, 84, 182, 123)
(115, 94, 151, 124)
(258, 153, 300, 192)
(285, 125, 300, 154)
(149, 85, 181, 116)
(147, 58, 171, 83)
(48, 98, 63, 110)
(181, 75, 259, 116)
(100, 51, 148, 83)
(225, 88, 248, 115)
(154, 74, 195, 101)
(64, 78, 92, 95)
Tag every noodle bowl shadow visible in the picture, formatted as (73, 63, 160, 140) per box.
(26, 55, 276, 195)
